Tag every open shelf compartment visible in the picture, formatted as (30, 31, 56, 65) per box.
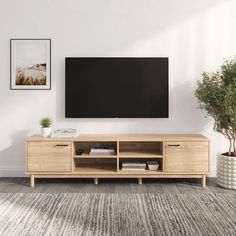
(73, 141, 117, 158)
(73, 157, 117, 174)
(119, 141, 163, 158)
(119, 157, 163, 173)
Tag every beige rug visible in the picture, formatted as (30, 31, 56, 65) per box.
(0, 193, 235, 236)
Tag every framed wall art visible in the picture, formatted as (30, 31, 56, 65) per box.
(10, 39, 51, 90)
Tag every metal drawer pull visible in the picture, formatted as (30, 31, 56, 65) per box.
(168, 144, 180, 147)
(56, 144, 69, 147)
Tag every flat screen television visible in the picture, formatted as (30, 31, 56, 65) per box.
(65, 57, 168, 118)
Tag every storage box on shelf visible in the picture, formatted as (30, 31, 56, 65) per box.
(26, 134, 210, 187)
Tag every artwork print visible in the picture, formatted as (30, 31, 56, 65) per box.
(10, 39, 51, 90)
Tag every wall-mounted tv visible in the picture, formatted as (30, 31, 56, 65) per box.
(65, 57, 168, 118)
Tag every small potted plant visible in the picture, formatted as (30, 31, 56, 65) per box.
(40, 118, 52, 138)
(195, 57, 236, 189)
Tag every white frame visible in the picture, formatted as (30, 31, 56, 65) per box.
(10, 39, 51, 90)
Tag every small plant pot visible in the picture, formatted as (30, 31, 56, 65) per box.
(217, 153, 236, 189)
(41, 127, 52, 138)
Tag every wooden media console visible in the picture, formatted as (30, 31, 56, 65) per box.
(26, 134, 210, 187)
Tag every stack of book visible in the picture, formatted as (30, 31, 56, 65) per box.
(121, 161, 146, 171)
(89, 147, 115, 155)
(51, 129, 79, 138)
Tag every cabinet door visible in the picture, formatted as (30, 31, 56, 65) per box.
(165, 142, 209, 173)
(27, 142, 71, 172)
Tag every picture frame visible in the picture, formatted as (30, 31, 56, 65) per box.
(10, 39, 51, 90)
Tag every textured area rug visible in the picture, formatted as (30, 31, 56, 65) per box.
(0, 193, 235, 236)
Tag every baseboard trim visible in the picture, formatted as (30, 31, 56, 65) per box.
(209, 168, 216, 177)
(0, 166, 26, 177)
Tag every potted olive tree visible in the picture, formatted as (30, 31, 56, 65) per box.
(195, 57, 236, 189)
(40, 118, 52, 138)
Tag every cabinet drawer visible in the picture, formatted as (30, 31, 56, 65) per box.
(165, 142, 209, 173)
(27, 142, 71, 172)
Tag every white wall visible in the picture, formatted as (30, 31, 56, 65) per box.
(0, 0, 235, 177)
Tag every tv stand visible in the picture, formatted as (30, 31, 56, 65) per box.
(26, 134, 210, 187)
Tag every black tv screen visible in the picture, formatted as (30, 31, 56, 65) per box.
(65, 57, 168, 118)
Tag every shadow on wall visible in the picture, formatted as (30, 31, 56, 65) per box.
(0, 130, 28, 174)
(168, 80, 210, 133)
(59, 0, 229, 54)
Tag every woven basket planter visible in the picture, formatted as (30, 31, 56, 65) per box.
(217, 154, 236, 189)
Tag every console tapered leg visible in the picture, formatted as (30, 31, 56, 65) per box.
(30, 175, 35, 188)
(138, 178, 142, 185)
(201, 175, 206, 188)
(94, 178, 98, 185)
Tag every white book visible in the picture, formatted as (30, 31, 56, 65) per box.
(122, 166, 146, 169)
(53, 128, 78, 134)
(122, 168, 146, 171)
(122, 163, 146, 167)
(51, 128, 79, 138)
(90, 148, 115, 153)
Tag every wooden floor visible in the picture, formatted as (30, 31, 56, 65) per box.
(0, 178, 235, 194)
